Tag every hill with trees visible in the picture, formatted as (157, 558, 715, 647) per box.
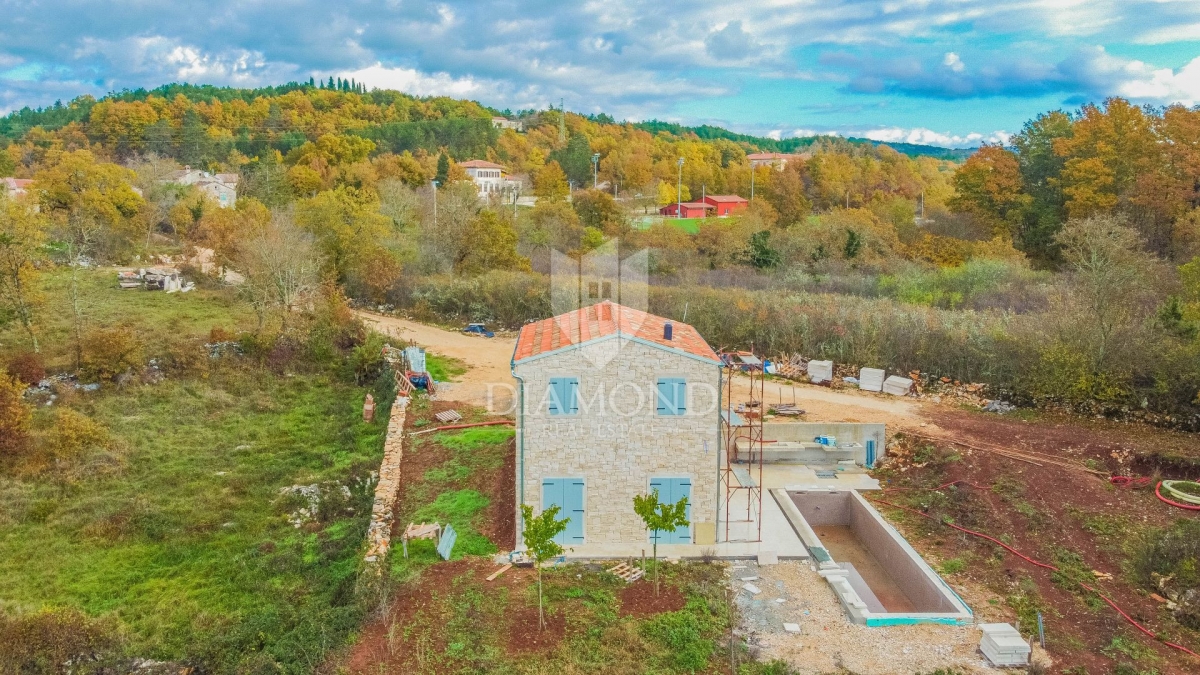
(0, 83, 1198, 426)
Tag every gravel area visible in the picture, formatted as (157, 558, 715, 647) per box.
(731, 560, 1049, 674)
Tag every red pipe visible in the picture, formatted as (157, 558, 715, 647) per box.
(1155, 481, 1200, 511)
(429, 419, 513, 432)
(867, 487, 1200, 660)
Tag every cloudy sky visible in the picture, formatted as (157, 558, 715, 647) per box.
(2, 1, 1200, 147)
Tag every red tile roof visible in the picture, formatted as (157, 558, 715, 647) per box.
(459, 159, 505, 169)
(513, 300, 720, 364)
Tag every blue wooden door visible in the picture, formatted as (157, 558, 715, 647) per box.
(542, 478, 585, 545)
(648, 477, 692, 544)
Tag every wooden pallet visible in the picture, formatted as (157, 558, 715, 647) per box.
(607, 562, 645, 583)
(434, 409, 463, 424)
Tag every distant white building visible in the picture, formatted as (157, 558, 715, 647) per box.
(165, 167, 238, 208)
(459, 159, 521, 200)
(491, 117, 525, 132)
(747, 152, 810, 171)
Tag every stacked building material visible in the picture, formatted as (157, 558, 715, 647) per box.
(978, 623, 1030, 666)
(858, 367, 885, 392)
(882, 375, 914, 396)
(808, 360, 833, 383)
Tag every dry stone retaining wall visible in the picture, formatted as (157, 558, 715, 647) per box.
(364, 395, 408, 566)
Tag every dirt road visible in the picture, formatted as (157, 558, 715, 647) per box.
(357, 311, 934, 428)
(356, 311, 517, 411)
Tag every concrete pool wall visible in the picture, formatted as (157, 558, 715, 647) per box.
(772, 488, 972, 626)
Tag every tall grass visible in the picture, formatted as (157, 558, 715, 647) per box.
(0, 369, 387, 672)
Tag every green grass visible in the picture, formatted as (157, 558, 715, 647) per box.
(390, 418, 512, 577)
(0, 370, 386, 672)
(426, 353, 467, 382)
(0, 269, 255, 369)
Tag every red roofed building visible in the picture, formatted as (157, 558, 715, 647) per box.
(1, 178, 34, 198)
(700, 194, 749, 216)
(511, 300, 722, 550)
(658, 201, 712, 218)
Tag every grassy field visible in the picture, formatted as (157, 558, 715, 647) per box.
(0, 270, 394, 672)
(0, 269, 255, 369)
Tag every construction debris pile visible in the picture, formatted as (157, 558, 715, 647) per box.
(116, 267, 195, 293)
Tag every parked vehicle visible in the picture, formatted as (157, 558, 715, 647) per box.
(463, 323, 495, 338)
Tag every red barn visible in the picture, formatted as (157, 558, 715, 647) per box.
(700, 194, 749, 216)
(659, 202, 712, 218)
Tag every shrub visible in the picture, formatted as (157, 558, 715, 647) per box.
(348, 332, 386, 385)
(6, 352, 46, 386)
(0, 608, 124, 674)
(0, 372, 33, 458)
(1131, 518, 1200, 590)
(160, 336, 209, 379)
(80, 325, 143, 382)
(43, 408, 111, 460)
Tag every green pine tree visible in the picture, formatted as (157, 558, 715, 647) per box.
(435, 153, 450, 186)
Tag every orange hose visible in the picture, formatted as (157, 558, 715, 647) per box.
(1156, 481, 1200, 511)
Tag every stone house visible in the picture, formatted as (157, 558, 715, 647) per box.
(511, 300, 723, 549)
(164, 167, 238, 208)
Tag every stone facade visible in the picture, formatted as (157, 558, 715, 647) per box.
(364, 395, 408, 566)
(514, 338, 723, 546)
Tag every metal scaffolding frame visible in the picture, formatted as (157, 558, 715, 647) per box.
(719, 350, 765, 543)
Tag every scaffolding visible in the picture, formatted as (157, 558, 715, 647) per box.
(719, 350, 765, 543)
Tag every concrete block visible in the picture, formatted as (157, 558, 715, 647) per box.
(858, 368, 885, 392)
(783, 623, 801, 633)
(882, 376, 913, 396)
(807, 360, 833, 383)
(743, 583, 762, 595)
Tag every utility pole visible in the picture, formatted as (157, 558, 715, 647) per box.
(676, 157, 685, 219)
(750, 165, 755, 201)
(592, 153, 600, 189)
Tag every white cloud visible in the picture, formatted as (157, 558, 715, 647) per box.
(1135, 22, 1200, 45)
(1072, 46, 1200, 105)
(943, 52, 965, 73)
(858, 126, 1011, 148)
(338, 63, 485, 98)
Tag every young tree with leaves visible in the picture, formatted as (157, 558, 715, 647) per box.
(632, 488, 689, 596)
(520, 504, 569, 630)
(0, 195, 47, 352)
(33, 150, 143, 367)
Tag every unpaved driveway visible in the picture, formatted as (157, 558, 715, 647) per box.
(356, 311, 517, 412)
(357, 311, 933, 428)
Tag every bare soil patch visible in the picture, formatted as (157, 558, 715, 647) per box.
(876, 426, 1200, 674)
(503, 605, 566, 654)
(619, 579, 687, 617)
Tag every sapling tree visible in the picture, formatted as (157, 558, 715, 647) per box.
(520, 503, 569, 630)
(633, 488, 690, 596)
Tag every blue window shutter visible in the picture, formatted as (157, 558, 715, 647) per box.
(673, 479, 692, 543)
(566, 378, 579, 414)
(673, 379, 686, 414)
(566, 480, 585, 542)
(547, 379, 562, 415)
(656, 378, 686, 415)
(548, 378, 579, 415)
(648, 478, 665, 544)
